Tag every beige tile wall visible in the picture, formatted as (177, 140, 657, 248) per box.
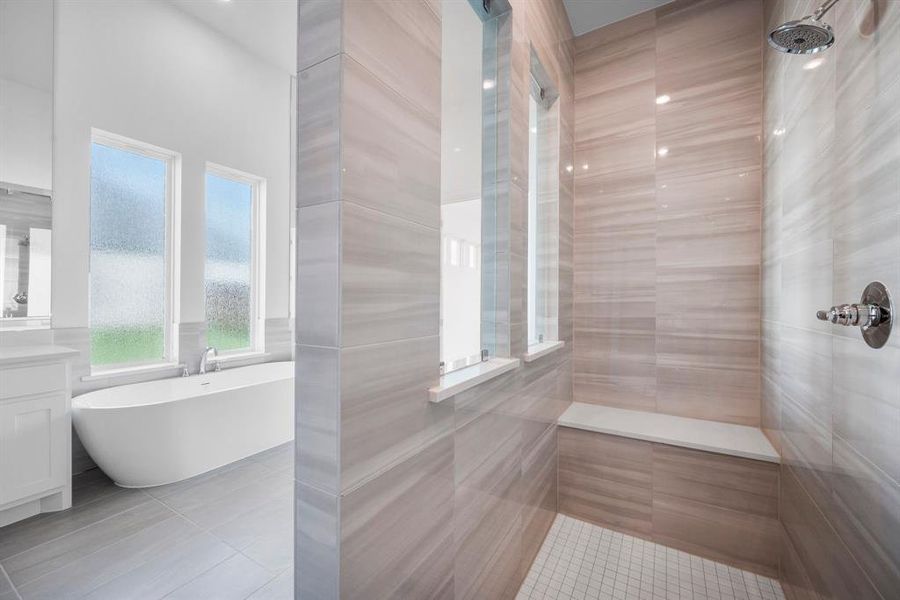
(573, 0, 764, 427)
(295, 0, 575, 598)
(762, 1, 900, 599)
(558, 427, 781, 578)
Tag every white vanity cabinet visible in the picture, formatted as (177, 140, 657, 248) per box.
(0, 345, 78, 526)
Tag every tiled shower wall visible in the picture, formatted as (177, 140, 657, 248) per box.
(761, 1, 900, 599)
(573, 0, 764, 426)
(294, 0, 573, 598)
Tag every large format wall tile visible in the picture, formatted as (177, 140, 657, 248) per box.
(520, 425, 558, 573)
(652, 445, 780, 577)
(762, 1, 900, 597)
(340, 434, 454, 600)
(559, 428, 653, 536)
(296, 1, 575, 598)
(297, 54, 341, 209)
(340, 201, 439, 347)
(559, 429, 780, 577)
(341, 56, 440, 229)
(342, 0, 441, 120)
(340, 335, 448, 490)
(573, 0, 763, 426)
(780, 466, 882, 600)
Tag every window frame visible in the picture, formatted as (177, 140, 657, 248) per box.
(89, 128, 182, 372)
(204, 162, 267, 356)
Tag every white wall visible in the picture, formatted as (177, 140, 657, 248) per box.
(53, 0, 292, 333)
(440, 198, 481, 365)
(0, 0, 53, 190)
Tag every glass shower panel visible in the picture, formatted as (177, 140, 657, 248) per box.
(440, 0, 485, 372)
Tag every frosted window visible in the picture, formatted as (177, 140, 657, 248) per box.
(90, 142, 168, 366)
(205, 173, 253, 353)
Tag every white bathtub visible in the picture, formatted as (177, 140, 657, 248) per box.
(72, 361, 294, 488)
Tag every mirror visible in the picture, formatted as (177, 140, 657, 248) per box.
(0, 0, 54, 326)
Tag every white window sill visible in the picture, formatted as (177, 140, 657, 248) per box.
(213, 351, 271, 366)
(428, 357, 520, 403)
(83, 362, 184, 382)
(523, 340, 565, 363)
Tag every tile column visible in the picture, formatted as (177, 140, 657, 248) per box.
(294, 1, 449, 598)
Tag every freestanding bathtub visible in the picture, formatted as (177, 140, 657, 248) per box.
(72, 361, 294, 488)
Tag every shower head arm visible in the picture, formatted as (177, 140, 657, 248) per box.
(812, 0, 840, 22)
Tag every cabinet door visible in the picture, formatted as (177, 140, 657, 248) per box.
(0, 393, 68, 505)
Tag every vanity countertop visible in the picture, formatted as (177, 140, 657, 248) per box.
(0, 345, 79, 367)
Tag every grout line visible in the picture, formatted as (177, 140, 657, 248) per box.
(240, 568, 290, 600)
(158, 549, 239, 600)
(0, 564, 21, 600)
(0, 487, 155, 563)
(9, 503, 183, 594)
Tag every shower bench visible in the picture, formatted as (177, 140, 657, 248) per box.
(557, 402, 781, 578)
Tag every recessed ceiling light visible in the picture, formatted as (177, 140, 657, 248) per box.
(657, 147, 669, 157)
(482, 79, 496, 90)
(656, 94, 671, 105)
(565, 165, 574, 173)
(803, 58, 824, 70)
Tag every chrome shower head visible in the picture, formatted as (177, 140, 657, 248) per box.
(768, 0, 840, 54)
(768, 18, 834, 54)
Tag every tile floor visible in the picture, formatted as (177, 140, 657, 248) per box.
(2, 451, 788, 600)
(518, 515, 786, 600)
(0, 443, 293, 600)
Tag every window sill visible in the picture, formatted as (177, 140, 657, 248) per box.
(523, 340, 565, 363)
(213, 351, 271, 367)
(428, 357, 520, 403)
(83, 362, 184, 382)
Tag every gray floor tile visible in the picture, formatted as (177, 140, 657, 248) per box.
(3, 500, 170, 587)
(82, 533, 235, 600)
(245, 569, 292, 600)
(173, 470, 293, 531)
(0, 566, 15, 598)
(163, 553, 275, 600)
(247, 442, 294, 474)
(153, 461, 277, 515)
(1, 445, 294, 600)
(240, 528, 293, 573)
(210, 497, 293, 551)
(0, 488, 149, 561)
(143, 456, 259, 501)
(71, 469, 125, 507)
(17, 514, 201, 600)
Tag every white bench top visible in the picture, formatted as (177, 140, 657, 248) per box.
(558, 402, 780, 463)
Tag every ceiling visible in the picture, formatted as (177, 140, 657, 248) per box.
(562, 0, 676, 37)
(168, 0, 297, 74)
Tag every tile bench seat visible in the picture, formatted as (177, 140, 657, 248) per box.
(557, 403, 782, 577)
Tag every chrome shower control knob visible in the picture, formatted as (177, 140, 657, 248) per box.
(816, 281, 893, 349)
(816, 303, 881, 327)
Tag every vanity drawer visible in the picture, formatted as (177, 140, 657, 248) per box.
(0, 362, 68, 400)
